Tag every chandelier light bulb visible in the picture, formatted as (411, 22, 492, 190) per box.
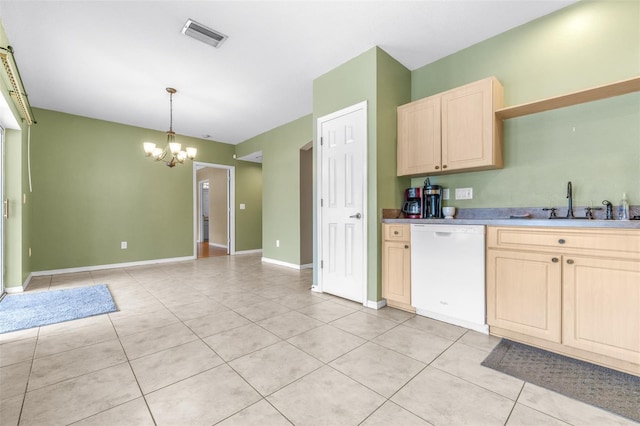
(169, 142, 181, 155)
(143, 142, 156, 156)
(186, 147, 197, 159)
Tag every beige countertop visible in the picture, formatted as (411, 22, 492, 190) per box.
(382, 217, 640, 229)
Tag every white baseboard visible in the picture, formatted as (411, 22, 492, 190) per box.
(261, 257, 309, 270)
(30, 256, 196, 277)
(6, 283, 26, 293)
(365, 299, 387, 310)
(234, 249, 262, 255)
(299, 263, 313, 270)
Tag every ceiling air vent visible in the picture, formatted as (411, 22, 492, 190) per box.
(182, 19, 228, 48)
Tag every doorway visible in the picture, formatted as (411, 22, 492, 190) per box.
(316, 101, 368, 303)
(300, 142, 313, 267)
(193, 163, 235, 258)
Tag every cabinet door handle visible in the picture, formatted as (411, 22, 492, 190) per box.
(566, 259, 574, 265)
(393, 231, 399, 235)
(551, 257, 559, 263)
(404, 245, 409, 249)
(558, 239, 566, 244)
(434, 166, 440, 170)
(442, 165, 448, 169)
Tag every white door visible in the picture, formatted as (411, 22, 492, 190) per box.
(317, 102, 367, 303)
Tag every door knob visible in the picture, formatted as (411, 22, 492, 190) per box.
(349, 213, 362, 219)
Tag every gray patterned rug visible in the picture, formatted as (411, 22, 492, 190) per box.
(481, 339, 640, 422)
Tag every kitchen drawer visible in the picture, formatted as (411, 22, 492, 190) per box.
(384, 224, 410, 241)
(487, 226, 640, 260)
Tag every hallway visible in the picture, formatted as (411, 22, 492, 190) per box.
(197, 242, 228, 258)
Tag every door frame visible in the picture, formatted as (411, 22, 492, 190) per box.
(315, 101, 368, 305)
(193, 162, 235, 255)
(0, 125, 4, 295)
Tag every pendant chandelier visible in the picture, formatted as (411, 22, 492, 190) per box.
(143, 87, 197, 167)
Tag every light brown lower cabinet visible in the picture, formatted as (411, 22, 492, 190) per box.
(487, 226, 640, 376)
(487, 249, 562, 343)
(382, 224, 414, 313)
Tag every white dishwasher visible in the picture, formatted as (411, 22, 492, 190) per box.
(410, 224, 488, 334)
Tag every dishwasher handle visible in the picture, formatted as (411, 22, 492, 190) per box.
(434, 232, 453, 237)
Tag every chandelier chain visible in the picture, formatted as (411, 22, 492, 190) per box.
(169, 90, 173, 133)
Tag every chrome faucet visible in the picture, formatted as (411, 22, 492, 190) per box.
(566, 181, 574, 218)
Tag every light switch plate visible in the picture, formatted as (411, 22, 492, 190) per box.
(455, 188, 473, 200)
(442, 188, 450, 200)
(240, 203, 246, 210)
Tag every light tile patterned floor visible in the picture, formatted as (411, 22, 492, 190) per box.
(0, 254, 637, 425)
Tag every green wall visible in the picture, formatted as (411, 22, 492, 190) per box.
(409, 0, 640, 209)
(236, 114, 312, 265)
(313, 47, 411, 302)
(376, 51, 412, 214)
(234, 160, 263, 252)
(28, 108, 240, 271)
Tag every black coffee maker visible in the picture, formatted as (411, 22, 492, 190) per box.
(422, 178, 443, 218)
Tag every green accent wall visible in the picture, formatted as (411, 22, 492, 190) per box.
(234, 160, 263, 252)
(409, 1, 640, 209)
(236, 114, 312, 265)
(313, 47, 411, 302)
(28, 108, 240, 271)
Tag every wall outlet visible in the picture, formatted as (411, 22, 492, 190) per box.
(29, 247, 32, 257)
(276, 240, 280, 248)
(455, 187, 473, 200)
(442, 188, 450, 200)
(121, 241, 128, 249)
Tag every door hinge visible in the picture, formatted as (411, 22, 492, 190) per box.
(321, 260, 323, 268)
(320, 137, 323, 146)
(320, 198, 323, 207)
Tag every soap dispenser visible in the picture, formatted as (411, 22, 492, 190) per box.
(619, 193, 630, 220)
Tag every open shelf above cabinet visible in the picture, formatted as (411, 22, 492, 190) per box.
(495, 75, 640, 120)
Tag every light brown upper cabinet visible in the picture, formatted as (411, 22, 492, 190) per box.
(397, 77, 504, 176)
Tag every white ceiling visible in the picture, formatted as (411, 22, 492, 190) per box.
(0, 0, 577, 145)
